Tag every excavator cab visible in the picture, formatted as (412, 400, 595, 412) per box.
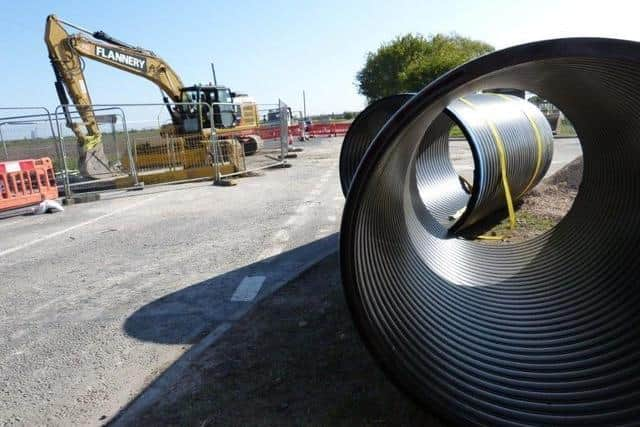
(177, 85, 236, 132)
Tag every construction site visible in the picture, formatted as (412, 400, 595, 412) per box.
(3, 4, 640, 427)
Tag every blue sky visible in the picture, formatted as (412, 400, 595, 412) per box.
(1, 0, 639, 116)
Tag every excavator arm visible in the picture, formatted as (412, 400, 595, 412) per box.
(44, 14, 185, 177)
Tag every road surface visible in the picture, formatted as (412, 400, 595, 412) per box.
(450, 137, 581, 181)
(0, 138, 344, 425)
(0, 136, 581, 425)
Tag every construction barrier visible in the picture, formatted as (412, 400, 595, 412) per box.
(305, 122, 351, 137)
(247, 122, 352, 141)
(213, 100, 290, 180)
(122, 133, 210, 172)
(0, 157, 58, 212)
(45, 100, 298, 195)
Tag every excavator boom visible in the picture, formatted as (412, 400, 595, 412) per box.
(44, 14, 185, 177)
(44, 14, 261, 178)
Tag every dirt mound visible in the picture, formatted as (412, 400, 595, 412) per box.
(518, 157, 583, 223)
(544, 156, 583, 190)
(520, 184, 577, 222)
(469, 157, 584, 242)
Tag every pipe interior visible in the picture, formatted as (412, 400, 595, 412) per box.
(415, 93, 554, 233)
(344, 56, 640, 424)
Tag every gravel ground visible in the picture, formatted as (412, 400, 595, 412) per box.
(131, 253, 444, 427)
(522, 156, 583, 221)
(466, 155, 583, 242)
(0, 138, 345, 426)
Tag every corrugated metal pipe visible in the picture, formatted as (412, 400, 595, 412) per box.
(340, 92, 554, 232)
(340, 38, 640, 425)
(340, 94, 413, 194)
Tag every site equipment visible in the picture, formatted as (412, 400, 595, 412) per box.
(44, 15, 260, 178)
(340, 37, 640, 425)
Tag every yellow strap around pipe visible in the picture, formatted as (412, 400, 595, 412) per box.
(459, 96, 516, 230)
(475, 234, 505, 241)
(492, 93, 543, 197)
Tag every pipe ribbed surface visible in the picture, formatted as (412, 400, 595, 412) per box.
(445, 93, 553, 231)
(340, 38, 640, 425)
(339, 94, 413, 195)
(341, 93, 553, 231)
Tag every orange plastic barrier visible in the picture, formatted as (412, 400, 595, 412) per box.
(307, 122, 351, 137)
(208, 122, 353, 142)
(0, 158, 58, 212)
(253, 122, 353, 140)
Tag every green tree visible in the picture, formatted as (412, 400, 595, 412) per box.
(356, 33, 494, 101)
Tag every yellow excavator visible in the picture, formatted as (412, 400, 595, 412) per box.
(45, 14, 260, 178)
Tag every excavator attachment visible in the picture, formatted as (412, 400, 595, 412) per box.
(45, 15, 112, 178)
(44, 14, 261, 180)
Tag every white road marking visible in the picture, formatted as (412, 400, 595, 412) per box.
(0, 194, 163, 259)
(230, 276, 266, 302)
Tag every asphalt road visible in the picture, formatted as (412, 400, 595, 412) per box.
(0, 138, 344, 426)
(450, 137, 581, 181)
(0, 136, 581, 426)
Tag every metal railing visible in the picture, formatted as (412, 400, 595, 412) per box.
(0, 107, 59, 162)
(53, 104, 138, 197)
(0, 107, 67, 194)
(2, 100, 294, 200)
(211, 99, 290, 180)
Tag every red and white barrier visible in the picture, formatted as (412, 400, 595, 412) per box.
(0, 158, 59, 212)
(216, 121, 352, 142)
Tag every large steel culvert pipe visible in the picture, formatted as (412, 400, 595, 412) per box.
(339, 94, 413, 195)
(341, 38, 640, 425)
(340, 92, 554, 233)
(414, 93, 554, 231)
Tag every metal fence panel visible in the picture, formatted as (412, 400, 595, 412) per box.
(0, 107, 60, 165)
(53, 102, 245, 196)
(0, 107, 68, 196)
(53, 104, 139, 196)
(2, 100, 298, 199)
(213, 100, 290, 179)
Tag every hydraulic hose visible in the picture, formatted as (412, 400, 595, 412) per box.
(340, 38, 640, 425)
